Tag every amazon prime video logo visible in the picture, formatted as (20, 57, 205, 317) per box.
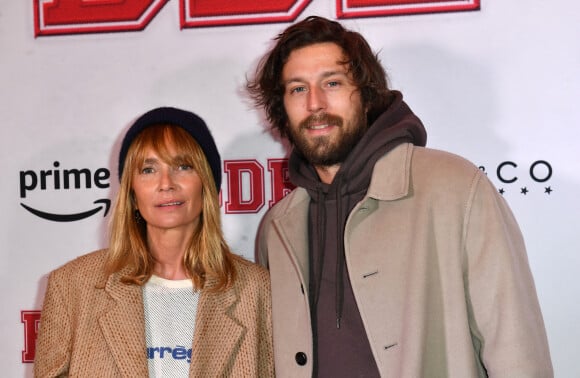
(19, 161, 111, 222)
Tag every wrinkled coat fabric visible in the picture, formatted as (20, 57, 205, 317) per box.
(257, 142, 552, 378)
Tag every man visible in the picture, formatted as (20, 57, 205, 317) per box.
(247, 16, 552, 377)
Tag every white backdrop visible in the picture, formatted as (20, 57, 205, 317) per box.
(1, 1, 579, 376)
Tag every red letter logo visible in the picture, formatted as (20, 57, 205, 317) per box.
(180, 0, 311, 28)
(337, 0, 480, 18)
(224, 160, 265, 214)
(34, 0, 169, 36)
(268, 159, 295, 208)
(34, 0, 480, 36)
(21, 311, 41, 363)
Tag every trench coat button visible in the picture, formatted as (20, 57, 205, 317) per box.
(295, 352, 307, 366)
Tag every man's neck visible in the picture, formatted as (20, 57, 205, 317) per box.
(314, 164, 341, 184)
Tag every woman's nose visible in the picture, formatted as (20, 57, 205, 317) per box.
(158, 168, 175, 191)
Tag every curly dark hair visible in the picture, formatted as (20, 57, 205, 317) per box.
(247, 16, 394, 138)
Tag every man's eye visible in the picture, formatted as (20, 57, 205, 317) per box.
(290, 86, 306, 94)
(327, 81, 340, 88)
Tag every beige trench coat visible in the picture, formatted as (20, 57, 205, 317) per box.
(257, 143, 552, 378)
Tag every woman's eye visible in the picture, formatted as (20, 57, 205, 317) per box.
(177, 164, 193, 171)
(141, 167, 154, 174)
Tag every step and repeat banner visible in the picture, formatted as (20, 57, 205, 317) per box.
(1, 0, 578, 376)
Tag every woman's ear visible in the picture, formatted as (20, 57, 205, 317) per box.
(130, 191, 138, 209)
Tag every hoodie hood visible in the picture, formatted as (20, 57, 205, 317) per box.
(289, 90, 427, 194)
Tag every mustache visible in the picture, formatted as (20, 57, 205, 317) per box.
(299, 113, 343, 129)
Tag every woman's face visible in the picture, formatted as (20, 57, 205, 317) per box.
(131, 146, 203, 236)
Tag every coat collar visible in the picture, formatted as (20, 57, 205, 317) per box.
(268, 143, 414, 285)
(99, 267, 149, 377)
(365, 142, 413, 201)
(189, 276, 245, 374)
(271, 193, 311, 287)
(282, 142, 413, 207)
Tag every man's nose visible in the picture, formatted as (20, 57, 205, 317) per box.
(307, 86, 326, 113)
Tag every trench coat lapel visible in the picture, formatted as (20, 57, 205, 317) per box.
(189, 278, 244, 375)
(272, 191, 310, 287)
(98, 269, 149, 377)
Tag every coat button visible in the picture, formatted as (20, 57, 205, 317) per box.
(295, 352, 307, 366)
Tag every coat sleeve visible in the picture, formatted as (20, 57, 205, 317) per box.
(463, 172, 553, 377)
(34, 270, 71, 377)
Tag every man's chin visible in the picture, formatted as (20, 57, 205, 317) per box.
(302, 149, 344, 167)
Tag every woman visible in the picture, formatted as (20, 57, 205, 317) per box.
(34, 107, 274, 377)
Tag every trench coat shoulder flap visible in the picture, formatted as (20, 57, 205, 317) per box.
(97, 266, 149, 377)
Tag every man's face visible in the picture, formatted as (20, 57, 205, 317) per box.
(282, 42, 367, 167)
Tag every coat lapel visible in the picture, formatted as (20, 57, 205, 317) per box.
(272, 190, 311, 287)
(98, 269, 149, 377)
(189, 278, 244, 376)
(366, 143, 412, 201)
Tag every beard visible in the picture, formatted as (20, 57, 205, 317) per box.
(287, 109, 368, 167)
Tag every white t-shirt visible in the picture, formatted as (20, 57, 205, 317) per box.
(143, 275, 200, 377)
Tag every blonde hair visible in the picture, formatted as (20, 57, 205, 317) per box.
(105, 124, 236, 291)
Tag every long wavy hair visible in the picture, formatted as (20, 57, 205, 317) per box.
(105, 124, 236, 291)
(246, 16, 394, 138)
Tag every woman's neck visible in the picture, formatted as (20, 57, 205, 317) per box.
(147, 228, 192, 280)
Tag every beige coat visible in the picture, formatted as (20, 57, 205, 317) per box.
(34, 249, 274, 377)
(257, 143, 552, 377)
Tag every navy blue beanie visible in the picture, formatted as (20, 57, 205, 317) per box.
(118, 107, 222, 191)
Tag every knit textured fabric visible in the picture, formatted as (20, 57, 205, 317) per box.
(143, 275, 199, 376)
(34, 249, 275, 377)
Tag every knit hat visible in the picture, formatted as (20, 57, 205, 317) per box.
(118, 107, 222, 191)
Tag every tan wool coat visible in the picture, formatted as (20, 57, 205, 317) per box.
(34, 249, 275, 377)
(257, 143, 553, 378)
